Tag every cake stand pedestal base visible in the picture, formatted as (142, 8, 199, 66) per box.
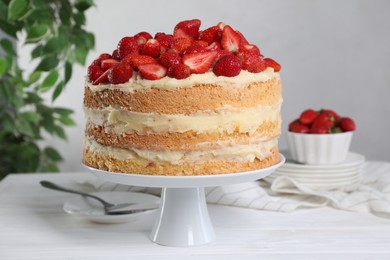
(86, 154, 285, 247)
(151, 187, 214, 246)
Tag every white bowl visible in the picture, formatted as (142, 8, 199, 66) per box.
(287, 131, 353, 165)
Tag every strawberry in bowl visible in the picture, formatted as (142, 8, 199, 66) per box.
(287, 109, 356, 165)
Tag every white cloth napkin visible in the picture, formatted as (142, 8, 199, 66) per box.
(76, 161, 390, 219)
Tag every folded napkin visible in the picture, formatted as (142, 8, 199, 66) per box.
(76, 161, 390, 219)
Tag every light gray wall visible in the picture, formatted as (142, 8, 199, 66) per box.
(32, 0, 389, 171)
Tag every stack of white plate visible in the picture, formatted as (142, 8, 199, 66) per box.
(265, 151, 366, 190)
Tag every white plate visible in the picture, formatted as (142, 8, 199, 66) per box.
(273, 169, 361, 178)
(281, 151, 365, 171)
(63, 191, 160, 224)
(267, 173, 360, 183)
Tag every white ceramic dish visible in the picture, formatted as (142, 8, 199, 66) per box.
(281, 151, 365, 171)
(287, 131, 353, 165)
(63, 191, 160, 224)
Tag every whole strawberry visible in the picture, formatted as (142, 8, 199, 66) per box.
(167, 63, 191, 79)
(339, 117, 356, 132)
(213, 54, 242, 77)
(108, 62, 133, 84)
(299, 109, 318, 125)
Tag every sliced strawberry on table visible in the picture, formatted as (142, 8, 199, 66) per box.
(167, 63, 191, 79)
(108, 62, 133, 84)
(88, 65, 103, 82)
(182, 51, 218, 74)
(199, 25, 222, 44)
(174, 19, 201, 39)
(92, 69, 109, 85)
(138, 63, 167, 80)
(264, 58, 281, 72)
(101, 59, 119, 71)
(158, 52, 182, 69)
(141, 39, 162, 58)
(221, 25, 240, 53)
(299, 109, 318, 125)
(117, 36, 139, 59)
(213, 54, 242, 77)
(339, 117, 356, 132)
(171, 38, 193, 55)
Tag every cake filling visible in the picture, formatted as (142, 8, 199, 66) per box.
(85, 137, 277, 164)
(84, 103, 282, 135)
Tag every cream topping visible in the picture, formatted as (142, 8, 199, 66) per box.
(84, 103, 282, 135)
(86, 68, 279, 92)
(85, 137, 277, 164)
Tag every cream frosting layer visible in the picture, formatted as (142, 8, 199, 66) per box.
(86, 68, 279, 92)
(85, 137, 278, 164)
(84, 103, 282, 135)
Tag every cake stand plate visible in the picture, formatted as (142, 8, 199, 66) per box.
(85, 154, 285, 247)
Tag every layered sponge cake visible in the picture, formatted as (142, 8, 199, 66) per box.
(83, 19, 282, 176)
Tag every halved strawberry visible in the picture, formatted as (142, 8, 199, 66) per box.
(155, 33, 174, 51)
(221, 25, 240, 53)
(213, 54, 242, 77)
(182, 51, 218, 74)
(236, 30, 249, 46)
(117, 36, 139, 59)
(92, 69, 109, 85)
(127, 54, 157, 71)
(264, 58, 281, 72)
(167, 63, 191, 79)
(141, 39, 162, 58)
(184, 44, 207, 55)
(199, 25, 222, 44)
(101, 59, 119, 71)
(173, 28, 193, 40)
(158, 52, 182, 69)
(88, 65, 103, 82)
(206, 41, 222, 52)
(108, 62, 133, 84)
(134, 31, 152, 46)
(138, 63, 167, 80)
(111, 49, 120, 60)
(171, 38, 193, 55)
(99, 53, 112, 60)
(217, 22, 225, 30)
(173, 19, 201, 39)
(237, 45, 266, 73)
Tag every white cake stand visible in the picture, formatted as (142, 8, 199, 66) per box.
(85, 154, 285, 247)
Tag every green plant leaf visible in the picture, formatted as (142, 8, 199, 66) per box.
(64, 61, 72, 84)
(21, 111, 40, 123)
(53, 107, 73, 116)
(35, 56, 59, 71)
(25, 92, 43, 103)
(75, 0, 94, 11)
(59, 116, 75, 126)
(7, 0, 28, 20)
(75, 48, 88, 65)
(31, 44, 43, 58)
(53, 124, 67, 140)
(52, 81, 64, 102)
(0, 20, 18, 38)
(39, 70, 59, 92)
(0, 57, 6, 77)
(17, 116, 35, 137)
(28, 71, 41, 84)
(26, 24, 50, 43)
(44, 147, 63, 161)
(0, 39, 16, 56)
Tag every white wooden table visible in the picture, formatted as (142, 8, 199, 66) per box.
(1, 172, 390, 259)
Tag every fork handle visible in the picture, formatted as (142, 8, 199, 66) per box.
(40, 180, 112, 207)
